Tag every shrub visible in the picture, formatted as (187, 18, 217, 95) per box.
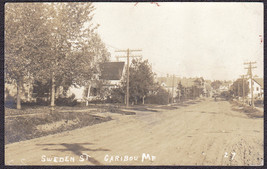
(55, 94, 77, 106)
(108, 87, 125, 103)
(145, 88, 170, 105)
(220, 91, 233, 100)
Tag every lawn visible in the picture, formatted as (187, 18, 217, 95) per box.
(5, 106, 113, 144)
(5, 101, 187, 144)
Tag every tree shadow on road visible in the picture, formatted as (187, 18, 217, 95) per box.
(36, 142, 110, 165)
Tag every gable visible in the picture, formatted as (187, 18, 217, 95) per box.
(253, 78, 263, 88)
(100, 62, 125, 80)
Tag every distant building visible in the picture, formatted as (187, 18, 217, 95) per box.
(156, 76, 207, 99)
(247, 77, 263, 100)
(218, 81, 233, 92)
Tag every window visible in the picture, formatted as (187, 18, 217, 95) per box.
(256, 87, 259, 91)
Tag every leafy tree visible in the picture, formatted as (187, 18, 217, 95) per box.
(145, 84, 170, 105)
(108, 86, 125, 104)
(176, 80, 203, 101)
(176, 82, 184, 101)
(211, 80, 223, 91)
(128, 59, 155, 104)
(193, 78, 204, 98)
(5, 3, 49, 109)
(5, 3, 110, 109)
(117, 59, 155, 105)
(220, 90, 233, 100)
(230, 78, 249, 98)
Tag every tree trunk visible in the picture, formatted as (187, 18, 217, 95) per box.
(142, 96, 145, 104)
(51, 72, 55, 109)
(16, 78, 22, 110)
(86, 83, 91, 106)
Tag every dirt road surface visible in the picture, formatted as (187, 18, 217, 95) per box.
(5, 98, 263, 166)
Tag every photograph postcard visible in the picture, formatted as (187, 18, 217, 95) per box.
(4, 1, 264, 166)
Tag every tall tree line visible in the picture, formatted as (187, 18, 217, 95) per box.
(5, 3, 110, 109)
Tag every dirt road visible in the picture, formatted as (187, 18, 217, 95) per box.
(5, 98, 263, 166)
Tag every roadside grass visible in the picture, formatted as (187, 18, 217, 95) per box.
(230, 100, 263, 118)
(103, 105, 136, 115)
(5, 109, 112, 145)
(5, 98, 202, 144)
(5, 106, 51, 116)
(5, 104, 138, 144)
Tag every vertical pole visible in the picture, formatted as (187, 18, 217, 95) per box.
(250, 64, 254, 108)
(16, 78, 22, 110)
(244, 61, 256, 108)
(242, 75, 245, 104)
(51, 71, 55, 110)
(237, 81, 240, 99)
(86, 83, 91, 106)
(126, 49, 130, 107)
(171, 74, 175, 103)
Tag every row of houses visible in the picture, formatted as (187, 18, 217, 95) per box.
(5, 62, 264, 104)
(156, 75, 264, 101)
(156, 76, 210, 99)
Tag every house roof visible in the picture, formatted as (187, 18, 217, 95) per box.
(253, 78, 263, 88)
(157, 77, 181, 87)
(100, 62, 125, 80)
(157, 76, 203, 88)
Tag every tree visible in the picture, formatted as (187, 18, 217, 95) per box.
(176, 82, 184, 101)
(230, 78, 249, 98)
(211, 80, 222, 91)
(31, 3, 99, 108)
(118, 59, 155, 105)
(145, 83, 170, 105)
(193, 78, 204, 98)
(38, 3, 110, 108)
(5, 3, 110, 109)
(5, 3, 49, 109)
(128, 59, 155, 104)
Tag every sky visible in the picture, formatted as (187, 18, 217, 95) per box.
(91, 2, 263, 81)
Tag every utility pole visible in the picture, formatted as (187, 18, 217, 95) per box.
(171, 74, 175, 104)
(237, 82, 240, 99)
(115, 49, 142, 107)
(244, 62, 257, 108)
(240, 75, 246, 104)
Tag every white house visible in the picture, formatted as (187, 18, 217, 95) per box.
(67, 62, 125, 102)
(247, 77, 263, 100)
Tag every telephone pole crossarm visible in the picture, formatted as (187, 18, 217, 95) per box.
(115, 55, 142, 58)
(115, 49, 142, 52)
